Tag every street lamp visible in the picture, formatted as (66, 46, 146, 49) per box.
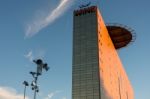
(23, 81, 29, 99)
(30, 59, 49, 99)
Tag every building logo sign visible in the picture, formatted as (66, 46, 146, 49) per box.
(74, 6, 97, 16)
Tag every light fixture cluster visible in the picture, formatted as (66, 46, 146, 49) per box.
(23, 59, 49, 99)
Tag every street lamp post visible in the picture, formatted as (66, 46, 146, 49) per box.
(23, 81, 29, 99)
(30, 59, 49, 99)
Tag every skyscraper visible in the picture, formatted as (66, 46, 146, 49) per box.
(72, 6, 134, 99)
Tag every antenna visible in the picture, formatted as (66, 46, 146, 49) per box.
(79, 2, 91, 8)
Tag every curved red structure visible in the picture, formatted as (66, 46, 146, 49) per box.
(107, 25, 134, 49)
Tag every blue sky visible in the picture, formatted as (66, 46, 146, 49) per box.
(0, 0, 150, 99)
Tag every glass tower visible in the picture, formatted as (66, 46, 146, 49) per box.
(72, 6, 133, 99)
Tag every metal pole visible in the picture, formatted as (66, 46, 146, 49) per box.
(24, 86, 26, 99)
(23, 81, 28, 99)
(34, 76, 38, 99)
(34, 88, 36, 99)
(30, 59, 49, 99)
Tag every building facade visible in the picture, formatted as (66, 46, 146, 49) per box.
(72, 6, 134, 99)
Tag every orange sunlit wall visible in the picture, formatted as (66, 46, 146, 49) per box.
(96, 7, 134, 99)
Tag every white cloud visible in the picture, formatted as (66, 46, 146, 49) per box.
(62, 97, 67, 99)
(24, 50, 33, 62)
(24, 49, 46, 62)
(46, 93, 55, 99)
(44, 91, 61, 99)
(25, 0, 74, 38)
(0, 86, 29, 99)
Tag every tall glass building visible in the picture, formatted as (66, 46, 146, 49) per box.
(72, 6, 134, 99)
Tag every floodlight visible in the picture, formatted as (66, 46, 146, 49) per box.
(30, 71, 36, 77)
(32, 87, 34, 90)
(23, 81, 29, 86)
(31, 81, 36, 86)
(36, 88, 39, 92)
(27, 58, 49, 99)
(23, 80, 29, 99)
(43, 63, 49, 71)
(33, 59, 43, 65)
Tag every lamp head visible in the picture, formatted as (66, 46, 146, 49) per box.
(43, 63, 49, 71)
(33, 59, 43, 65)
(23, 81, 29, 86)
(31, 81, 36, 86)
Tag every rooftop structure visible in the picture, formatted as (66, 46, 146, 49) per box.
(106, 24, 135, 49)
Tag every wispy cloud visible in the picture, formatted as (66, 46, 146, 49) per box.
(44, 91, 61, 99)
(62, 97, 67, 99)
(24, 50, 33, 62)
(0, 86, 29, 99)
(45, 92, 55, 99)
(25, 0, 74, 38)
(24, 49, 46, 62)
